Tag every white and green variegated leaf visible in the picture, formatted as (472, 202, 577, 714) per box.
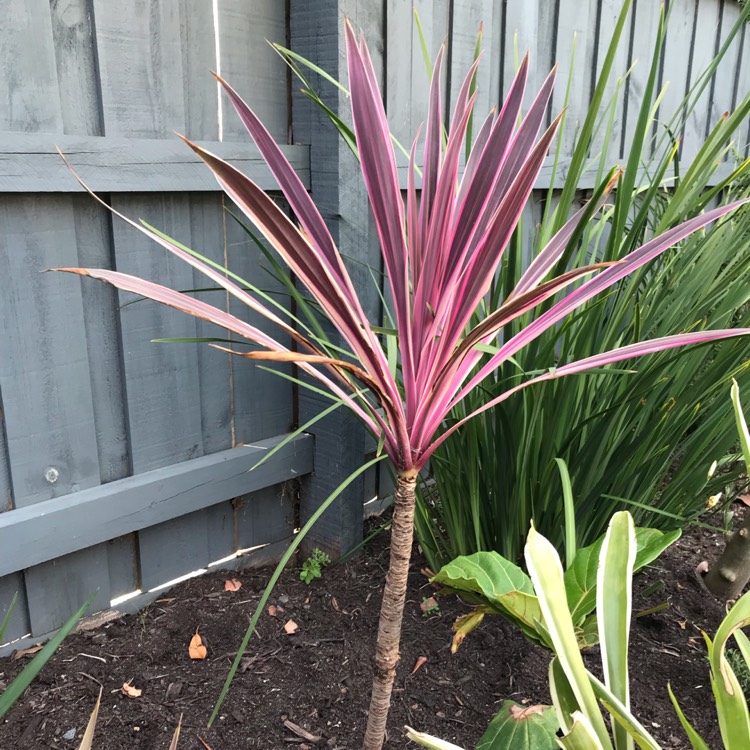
(597, 512, 636, 750)
(475, 700, 559, 750)
(525, 527, 614, 750)
(550, 657, 580, 735)
(557, 712, 606, 750)
(432, 552, 545, 645)
(589, 673, 662, 749)
(565, 527, 680, 624)
(707, 590, 750, 748)
(404, 727, 465, 750)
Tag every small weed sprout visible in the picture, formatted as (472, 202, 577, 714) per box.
(300, 548, 330, 585)
(421, 596, 441, 617)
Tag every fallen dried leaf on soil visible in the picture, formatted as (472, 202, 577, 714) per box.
(411, 656, 427, 674)
(11, 644, 43, 661)
(284, 619, 299, 634)
(121, 681, 142, 698)
(224, 579, 242, 592)
(189, 628, 208, 660)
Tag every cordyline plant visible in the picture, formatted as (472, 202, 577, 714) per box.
(57, 23, 749, 750)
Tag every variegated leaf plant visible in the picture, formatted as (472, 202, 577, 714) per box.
(57, 22, 749, 750)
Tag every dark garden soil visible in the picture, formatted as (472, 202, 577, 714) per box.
(0, 511, 741, 749)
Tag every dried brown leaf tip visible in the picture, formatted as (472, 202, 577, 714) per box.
(224, 578, 242, 592)
(11, 644, 43, 661)
(509, 704, 548, 720)
(189, 628, 208, 660)
(411, 655, 427, 674)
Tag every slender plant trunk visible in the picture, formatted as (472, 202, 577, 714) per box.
(703, 513, 750, 599)
(363, 469, 418, 750)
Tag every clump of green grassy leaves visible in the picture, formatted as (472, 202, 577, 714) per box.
(299, 547, 330, 584)
(416, 0, 750, 568)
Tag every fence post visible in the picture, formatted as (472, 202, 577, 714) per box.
(289, 0, 384, 558)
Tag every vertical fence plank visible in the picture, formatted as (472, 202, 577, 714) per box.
(682, 0, 722, 162)
(94, 0, 215, 590)
(448, 0, 503, 122)
(217, 0, 288, 143)
(656, 0, 695, 154)
(502, 0, 556, 106)
(552, 0, 601, 159)
(620, 0, 662, 160)
(291, 0, 383, 557)
(592, 0, 634, 165)
(212, 0, 294, 562)
(386, 0, 450, 148)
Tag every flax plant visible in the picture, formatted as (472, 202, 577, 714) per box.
(57, 21, 750, 749)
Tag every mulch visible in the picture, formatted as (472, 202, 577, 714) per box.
(0, 510, 740, 749)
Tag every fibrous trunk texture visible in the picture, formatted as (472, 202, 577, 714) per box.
(704, 514, 750, 599)
(363, 470, 418, 749)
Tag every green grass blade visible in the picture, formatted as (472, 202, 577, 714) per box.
(0, 592, 95, 720)
(208, 454, 387, 727)
(0, 593, 18, 643)
(555, 459, 576, 570)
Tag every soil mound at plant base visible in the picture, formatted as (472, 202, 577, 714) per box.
(0, 518, 733, 748)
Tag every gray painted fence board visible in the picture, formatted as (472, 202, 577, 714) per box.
(682, 0, 722, 163)
(218, 0, 288, 144)
(620, 0, 662, 159)
(50, 0, 103, 137)
(592, 0, 633, 164)
(0, 133, 309, 193)
(236, 486, 295, 550)
(0, 575, 31, 645)
(657, 0, 694, 151)
(95, 0, 218, 591)
(0, 198, 102, 507)
(0, 435, 313, 578)
(448, 0, 501, 122)
(24, 548, 112, 636)
(386, 0, 450, 148)
(292, 0, 380, 557)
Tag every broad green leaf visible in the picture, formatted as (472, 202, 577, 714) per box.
(667, 683, 709, 750)
(525, 527, 613, 749)
(597, 512, 636, 750)
(432, 552, 544, 644)
(475, 700, 559, 750)
(405, 727, 465, 750)
(565, 527, 680, 623)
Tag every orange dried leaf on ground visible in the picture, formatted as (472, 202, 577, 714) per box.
(739, 494, 750, 506)
(11, 644, 43, 661)
(189, 628, 208, 660)
(284, 619, 299, 634)
(224, 579, 242, 592)
(411, 656, 427, 674)
(268, 604, 284, 617)
(121, 680, 142, 698)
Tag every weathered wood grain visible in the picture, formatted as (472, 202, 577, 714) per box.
(0, 133, 310, 192)
(0, 435, 313, 578)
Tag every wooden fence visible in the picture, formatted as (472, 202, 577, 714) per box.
(0, 0, 747, 653)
